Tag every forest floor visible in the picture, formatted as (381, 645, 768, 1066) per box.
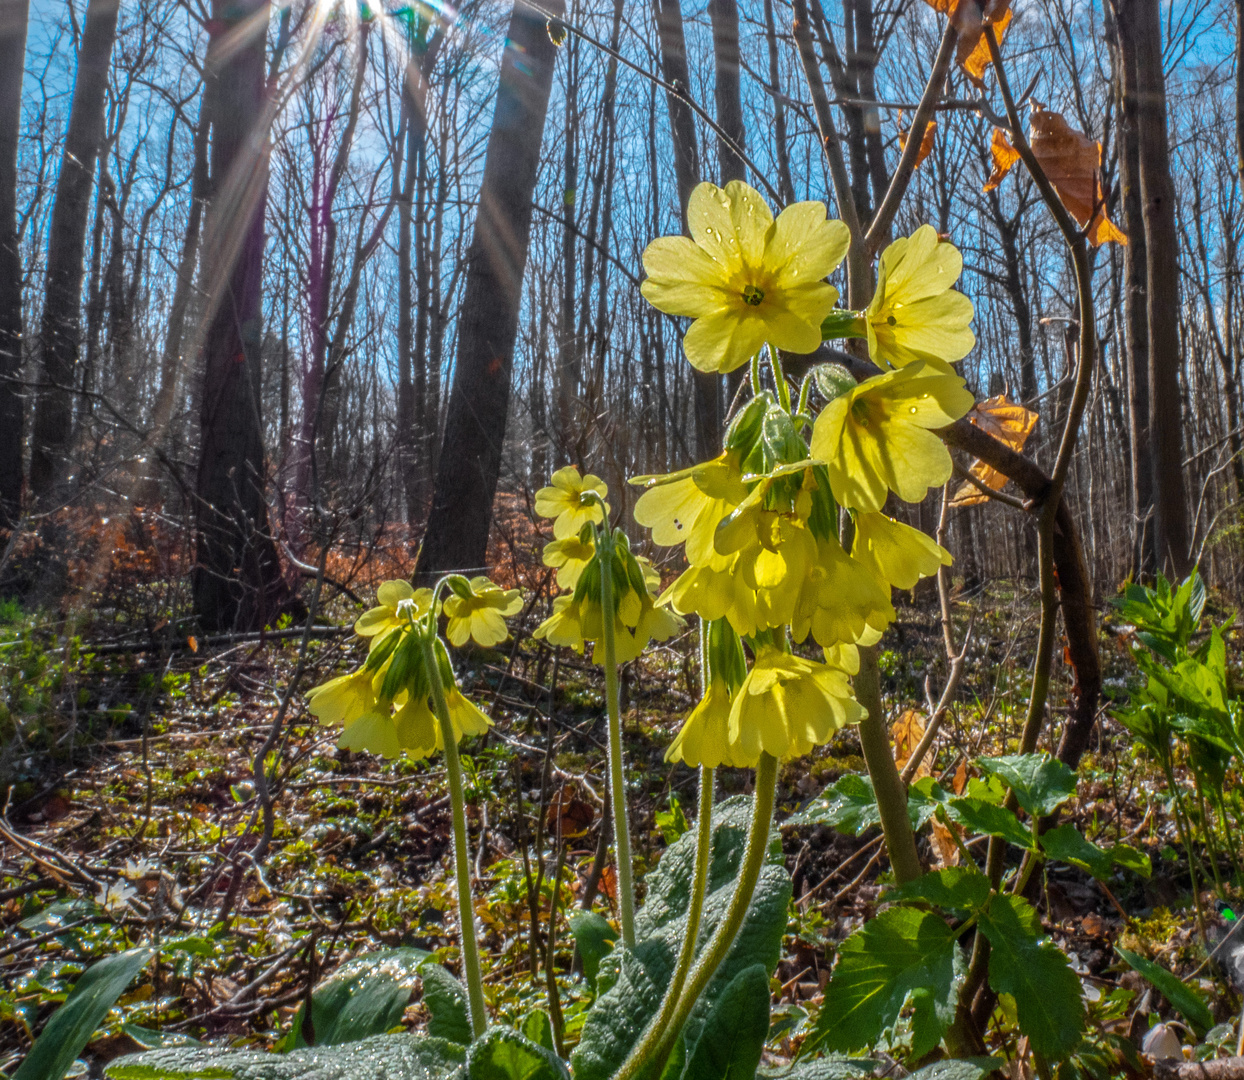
(2, 507, 1243, 1075)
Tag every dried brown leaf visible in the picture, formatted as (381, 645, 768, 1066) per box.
(951, 393, 1039, 506)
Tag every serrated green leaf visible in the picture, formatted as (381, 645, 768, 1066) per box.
(1115, 946, 1212, 1038)
(978, 755, 1077, 818)
(789, 775, 880, 835)
(15, 946, 154, 1080)
(1038, 825, 1114, 880)
(566, 911, 618, 992)
(944, 798, 1034, 850)
(809, 907, 959, 1056)
(758, 1057, 876, 1080)
(465, 1028, 569, 1080)
(105, 1035, 468, 1080)
(977, 894, 1085, 1059)
(520, 1011, 555, 1053)
(571, 796, 790, 1080)
(906, 1058, 1005, 1080)
(420, 964, 473, 1046)
(683, 964, 770, 1080)
(885, 868, 992, 917)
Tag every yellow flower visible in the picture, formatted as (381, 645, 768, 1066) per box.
(659, 563, 735, 624)
(810, 361, 974, 512)
(665, 679, 750, 769)
(443, 576, 523, 647)
(791, 536, 895, 647)
(633, 455, 748, 570)
(306, 667, 380, 729)
(641, 181, 849, 373)
(542, 536, 596, 590)
(354, 579, 435, 639)
(866, 225, 975, 370)
(443, 685, 493, 745)
(853, 512, 952, 590)
(535, 466, 610, 539)
(728, 647, 864, 764)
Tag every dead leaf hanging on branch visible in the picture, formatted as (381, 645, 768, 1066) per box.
(951, 392, 1040, 507)
(983, 108, 1128, 247)
(898, 115, 937, 169)
(921, 0, 1012, 87)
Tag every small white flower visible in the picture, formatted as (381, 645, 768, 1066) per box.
(123, 858, 155, 879)
(96, 881, 136, 913)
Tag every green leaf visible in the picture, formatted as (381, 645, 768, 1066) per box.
(1038, 825, 1114, 880)
(977, 894, 1085, 1059)
(789, 775, 880, 836)
(1115, 946, 1213, 1038)
(683, 964, 770, 1080)
(819, 310, 865, 343)
(906, 1059, 1005, 1080)
(907, 778, 952, 829)
(14, 946, 154, 1080)
(520, 1011, 555, 1053)
(809, 907, 960, 1057)
(977, 755, 1077, 818)
(420, 964, 474, 1046)
(571, 796, 790, 1080)
(1109, 844, 1151, 878)
(289, 949, 429, 1049)
(885, 868, 991, 917)
(121, 1024, 204, 1051)
(106, 1035, 468, 1080)
(656, 794, 691, 844)
(465, 1028, 569, 1080)
(566, 911, 617, 992)
(757, 1058, 876, 1080)
(943, 798, 1034, 851)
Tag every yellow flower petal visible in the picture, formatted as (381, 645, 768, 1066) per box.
(853, 512, 952, 591)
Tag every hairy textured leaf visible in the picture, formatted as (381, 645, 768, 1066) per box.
(885, 867, 991, 917)
(14, 946, 153, 1080)
(907, 1058, 1005, 1080)
(977, 754, 1077, 817)
(810, 906, 959, 1056)
(758, 1058, 875, 1080)
(420, 964, 473, 1046)
(571, 796, 790, 1080)
(465, 1028, 569, 1080)
(978, 894, 1085, 1058)
(943, 797, 1033, 850)
(1116, 946, 1212, 1038)
(566, 911, 617, 992)
(105, 1035, 468, 1080)
(683, 964, 770, 1080)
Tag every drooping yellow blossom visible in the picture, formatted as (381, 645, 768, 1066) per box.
(791, 535, 895, 647)
(542, 535, 597, 589)
(353, 579, 435, 640)
(632, 455, 747, 570)
(713, 506, 816, 634)
(306, 667, 380, 730)
(641, 181, 849, 373)
(443, 576, 523, 647)
(852, 512, 952, 591)
(866, 225, 975, 370)
(442, 685, 493, 745)
(665, 679, 750, 768)
(659, 563, 735, 624)
(535, 466, 610, 539)
(535, 584, 683, 665)
(727, 647, 864, 763)
(810, 360, 975, 512)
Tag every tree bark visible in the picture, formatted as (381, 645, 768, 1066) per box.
(0, 0, 29, 528)
(415, 0, 564, 580)
(1123, 0, 1191, 577)
(191, 0, 287, 632)
(763, 0, 796, 207)
(29, 0, 120, 500)
(653, 0, 720, 461)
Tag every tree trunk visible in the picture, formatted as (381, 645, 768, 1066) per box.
(29, 0, 120, 500)
(191, 0, 287, 632)
(557, 34, 579, 459)
(0, 0, 29, 528)
(763, 0, 796, 207)
(1125, 0, 1191, 577)
(415, 0, 564, 580)
(654, 0, 720, 461)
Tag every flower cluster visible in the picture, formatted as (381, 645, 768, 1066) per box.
(532, 467, 684, 663)
(638, 182, 976, 769)
(306, 577, 520, 760)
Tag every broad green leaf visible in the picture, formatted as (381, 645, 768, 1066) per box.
(683, 964, 770, 1080)
(465, 1028, 569, 1080)
(1038, 825, 1114, 880)
(788, 775, 880, 836)
(420, 964, 473, 1046)
(907, 1058, 1005, 1080)
(809, 907, 959, 1056)
(977, 755, 1077, 817)
(907, 778, 952, 829)
(943, 798, 1034, 851)
(566, 911, 618, 992)
(121, 1024, 204, 1051)
(1115, 946, 1212, 1038)
(14, 946, 154, 1080)
(758, 1058, 875, 1080)
(1109, 844, 1151, 878)
(571, 796, 790, 1080)
(885, 868, 991, 917)
(520, 1011, 555, 1053)
(106, 1035, 468, 1080)
(288, 949, 429, 1049)
(977, 894, 1085, 1059)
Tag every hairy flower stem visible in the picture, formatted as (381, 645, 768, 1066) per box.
(420, 637, 488, 1039)
(598, 527, 637, 948)
(620, 752, 779, 1080)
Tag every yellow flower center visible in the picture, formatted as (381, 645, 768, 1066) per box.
(742, 284, 766, 307)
